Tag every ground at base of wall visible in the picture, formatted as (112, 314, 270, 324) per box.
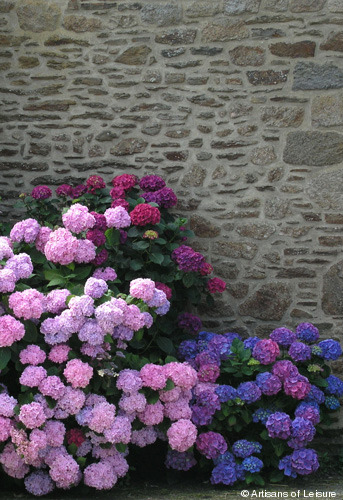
(2, 476, 342, 500)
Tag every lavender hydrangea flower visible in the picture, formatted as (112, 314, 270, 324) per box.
(291, 448, 319, 475)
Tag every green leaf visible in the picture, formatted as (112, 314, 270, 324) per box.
(47, 278, 67, 287)
(104, 334, 114, 344)
(228, 415, 236, 426)
(165, 356, 178, 363)
(44, 269, 64, 281)
(23, 321, 38, 343)
(150, 253, 164, 265)
(116, 443, 127, 453)
(147, 392, 160, 404)
(105, 227, 120, 247)
(130, 259, 143, 271)
(182, 273, 194, 288)
(156, 337, 174, 355)
(74, 266, 92, 280)
(314, 378, 328, 388)
(269, 470, 285, 483)
(0, 348, 11, 370)
(127, 227, 141, 237)
(132, 241, 149, 251)
(77, 457, 86, 467)
(29, 248, 47, 264)
(165, 379, 175, 391)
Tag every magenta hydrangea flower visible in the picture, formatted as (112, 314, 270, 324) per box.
(104, 206, 131, 229)
(252, 339, 280, 365)
(112, 173, 137, 190)
(10, 218, 40, 244)
(56, 184, 73, 197)
(177, 312, 202, 335)
(255, 372, 282, 396)
(86, 175, 106, 193)
(84, 277, 108, 299)
(167, 419, 198, 453)
(86, 228, 106, 247)
(139, 174, 166, 192)
(31, 185, 52, 200)
(63, 359, 93, 389)
(0, 315, 25, 347)
(44, 228, 78, 265)
(140, 363, 167, 390)
(207, 278, 226, 293)
(196, 431, 227, 459)
(284, 374, 311, 400)
(272, 360, 299, 381)
(9, 289, 46, 320)
(19, 402, 47, 429)
(62, 203, 95, 234)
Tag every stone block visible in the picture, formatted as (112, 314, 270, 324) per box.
(229, 46, 265, 66)
(63, 15, 101, 32)
(16, 0, 61, 32)
(290, 0, 325, 11)
(261, 106, 304, 127)
(328, 0, 343, 12)
(312, 94, 343, 127)
(236, 223, 276, 240)
(283, 131, 343, 166)
(111, 138, 147, 156)
(116, 45, 151, 65)
(247, 70, 289, 85)
(239, 283, 292, 320)
(322, 260, 343, 315)
(224, 0, 261, 14)
(202, 20, 249, 42)
(320, 32, 343, 53)
(293, 62, 343, 90)
(155, 29, 197, 45)
(140, 3, 182, 26)
(250, 146, 276, 165)
(270, 41, 315, 58)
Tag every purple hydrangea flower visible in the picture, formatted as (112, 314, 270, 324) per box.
(215, 385, 237, 403)
(288, 417, 316, 449)
(255, 372, 282, 396)
(211, 463, 238, 485)
(291, 448, 319, 475)
(288, 342, 312, 362)
(270, 327, 296, 347)
(266, 412, 292, 440)
(296, 323, 319, 344)
(295, 402, 320, 425)
(236, 382, 261, 404)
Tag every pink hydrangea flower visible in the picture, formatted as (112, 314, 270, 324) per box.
(10, 218, 40, 244)
(44, 420, 66, 447)
(197, 364, 220, 383)
(46, 289, 70, 314)
(0, 315, 25, 347)
(84, 461, 117, 490)
(63, 359, 93, 389)
(19, 402, 47, 429)
(140, 364, 167, 390)
(68, 295, 94, 318)
(48, 344, 71, 363)
(0, 269, 16, 293)
(24, 470, 55, 496)
(35, 226, 53, 252)
(88, 402, 116, 433)
(253, 339, 280, 365)
(104, 416, 132, 444)
(0, 416, 12, 442)
(164, 397, 192, 421)
(9, 289, 46, 320)
(62, 203, 95, 234)
(92, 267, 117, 281)
(119, 393, 147, 414)
(0, 237, 13, 259)
(131, 426, 157, 447)
(163, 362, 198, 390)
(122, 304, 145, 331)
(95, 302, 124, 332)
(5, 253, 33, 280)
(0, 393, 17, 418)
(0, 443, 30, 479)
(49, 455, 80, 489)
(167, 419, 197, 452)
(44, 228, 78, 265)
(56, 387, 86, 416)
(19, 344, 46, 366)
(138, 401, 164, 426)
(284, 375, 311, 400)
(20, 366, 47, 387)
(116, 369, 142, 394)
(104, 206, 131, 229)
(39, 376, 66, 400)
(129, 278, 155, 302)
(84, 277, 108, 299)
(74, 239, 97, 264)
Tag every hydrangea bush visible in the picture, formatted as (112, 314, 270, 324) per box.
(13, 174, 226, 359)
(175, 324, 343, 486)
(0, 236, 199, 495)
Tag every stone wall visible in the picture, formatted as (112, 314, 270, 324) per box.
(1, 0, 343, 362)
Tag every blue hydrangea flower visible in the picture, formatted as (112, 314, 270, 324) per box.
(266, 412, 292, 440)
(210, 463, 238, 486)
(296, 323, 319, 344)
(325, 395, 340, 410)
(252, 407, 274, 425)
(291, 448, 319, 475)
(242, 456, 264, 473)
(317, 339, 342, 361)
(177, 340, 198, 360)
(255, 372, 282, 396)
(215, 385, 237, 403)
(304, 385, 325, 405)
(288, 341, 312, 362)
(213, 451, 236, 466)
(295, 402, 320, 425)
(244, 336, 260, 351)
(325, 375, 343, 397)
(223, 332, 241, 342)
(279, 455, 297, 478)
(288, 417, 316, 449)
(232, 440, 256, 458)
(270, 327, 296, 347)
(236, 381, 261, 404)
(198, 331, 216, 343)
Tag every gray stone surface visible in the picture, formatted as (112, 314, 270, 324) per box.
(239, 283, 292, 320)
(283, 131, 343, 166)
(293, 62, 343, 90)
(16, 0, 61, 32)
(224, 0, 261, 14)
(322, 260, 343, 315)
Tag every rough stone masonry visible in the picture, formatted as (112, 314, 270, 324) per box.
(1, 0, 343, 378)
